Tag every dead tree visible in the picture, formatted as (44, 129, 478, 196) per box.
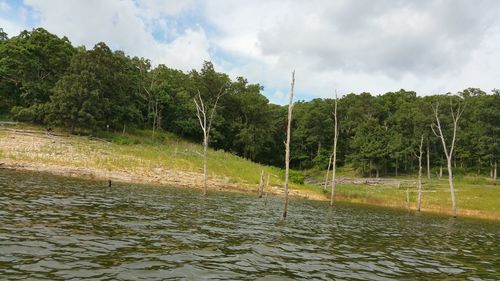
(494, 161, 497, 181)
(416, 135, 424, 211)
(258, 169, 265, 198)
(194, 88, 225, 195)
(330, 92, 339, 206)
(282, 71, 295, 220)
(426, 140, 431, 180)
(323, 152, 334, 190)
(431, 101, 465, 217)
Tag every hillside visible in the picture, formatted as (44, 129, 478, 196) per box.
(0, 123, 323, 200)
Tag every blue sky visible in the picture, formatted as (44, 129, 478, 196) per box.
(2, 0, 500, 104)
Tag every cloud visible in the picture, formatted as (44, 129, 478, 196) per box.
(21, 0, 211, 71)
(0, 17, 22, 37)
(0, 1, 10, 12)
(204, 0, 500, 101)
(1, 0, 500, 103)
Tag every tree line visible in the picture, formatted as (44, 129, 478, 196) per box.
(0, 27, 498, 178)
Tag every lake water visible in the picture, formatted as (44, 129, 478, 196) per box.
(0, 169, 499, 280)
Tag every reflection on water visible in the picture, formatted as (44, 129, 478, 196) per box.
(0, 169, 499, 280)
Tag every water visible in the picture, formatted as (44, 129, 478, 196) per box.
(0, 170, 499, 280)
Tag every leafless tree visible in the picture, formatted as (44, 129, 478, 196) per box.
(493, 161, 497, 181)
(330, 92, 339, 206)
(323, 152, 334, 190)
(426, 140, 431, 180)
(258, 169, 264, 198)
(416, 134, 424, 211)
(431, 101, 465, 217)
(282, 71, 295, 220)
(194, 87, 226, 195)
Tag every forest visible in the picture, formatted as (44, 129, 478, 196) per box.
(0, 27, 498, 177)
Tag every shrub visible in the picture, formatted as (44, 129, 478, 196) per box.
(280, 169, 305, 184)
(112, 135, 139, 145)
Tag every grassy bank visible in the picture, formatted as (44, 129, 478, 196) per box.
(0, 124, 322, 199)
(0, 123, 498, 220)
(310, 169, 499, 220)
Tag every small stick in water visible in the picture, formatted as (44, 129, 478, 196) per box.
(108, 180, 112, 188)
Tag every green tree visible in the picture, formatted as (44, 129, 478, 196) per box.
(0, 28, 75, 121)
(46, 42, 144, 133)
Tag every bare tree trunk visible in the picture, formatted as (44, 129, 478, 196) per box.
(330, 93, 338, 206)
(258, 169, 264, 198)
(324, 152, 333, 190)
(376, 168, 379, 178)
(203, 138, 208, 195)
(439, 159, 443, 179)
(417, 135, 424, 212)
(395, 158, 398, 177)
(494, 161, 497, 181)
(431, 101, 464, 218)
(194, 87, 227, 196)
(282, 71, 295, 220)
(426, 140, 431, 180)
(447, 157, 456, 216)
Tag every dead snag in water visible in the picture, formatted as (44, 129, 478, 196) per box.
(258, 169, 264, 198)
(416, 135, 424, 212)
(324, 152, 333, 190)
(431, 100, 465, 218)
(330, 91, 339, 207)
(194, 87, 226, 196)
(282, 71, 295, 220)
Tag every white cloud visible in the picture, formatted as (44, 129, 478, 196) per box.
(154, 28, 211, 71)
(204, 0, 500, 102)
(0, 17, 22, 37)
(0, 1, 10, 12)
(22, 0, 211, 71)
(2, 0, 500, 103)
(136, 0, 194, 17)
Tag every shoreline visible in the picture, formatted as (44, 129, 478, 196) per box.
(2, 163, 499, 221)
(0, 161, 323, 200)
(0, 127, 498, 221)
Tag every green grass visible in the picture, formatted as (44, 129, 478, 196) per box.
(101, 129, 287, 185)
(322, 177, 499, 219)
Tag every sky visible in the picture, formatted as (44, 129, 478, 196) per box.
(1, 0, 500, 104)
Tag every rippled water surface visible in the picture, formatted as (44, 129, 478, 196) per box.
(0, 170, 499, 280)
